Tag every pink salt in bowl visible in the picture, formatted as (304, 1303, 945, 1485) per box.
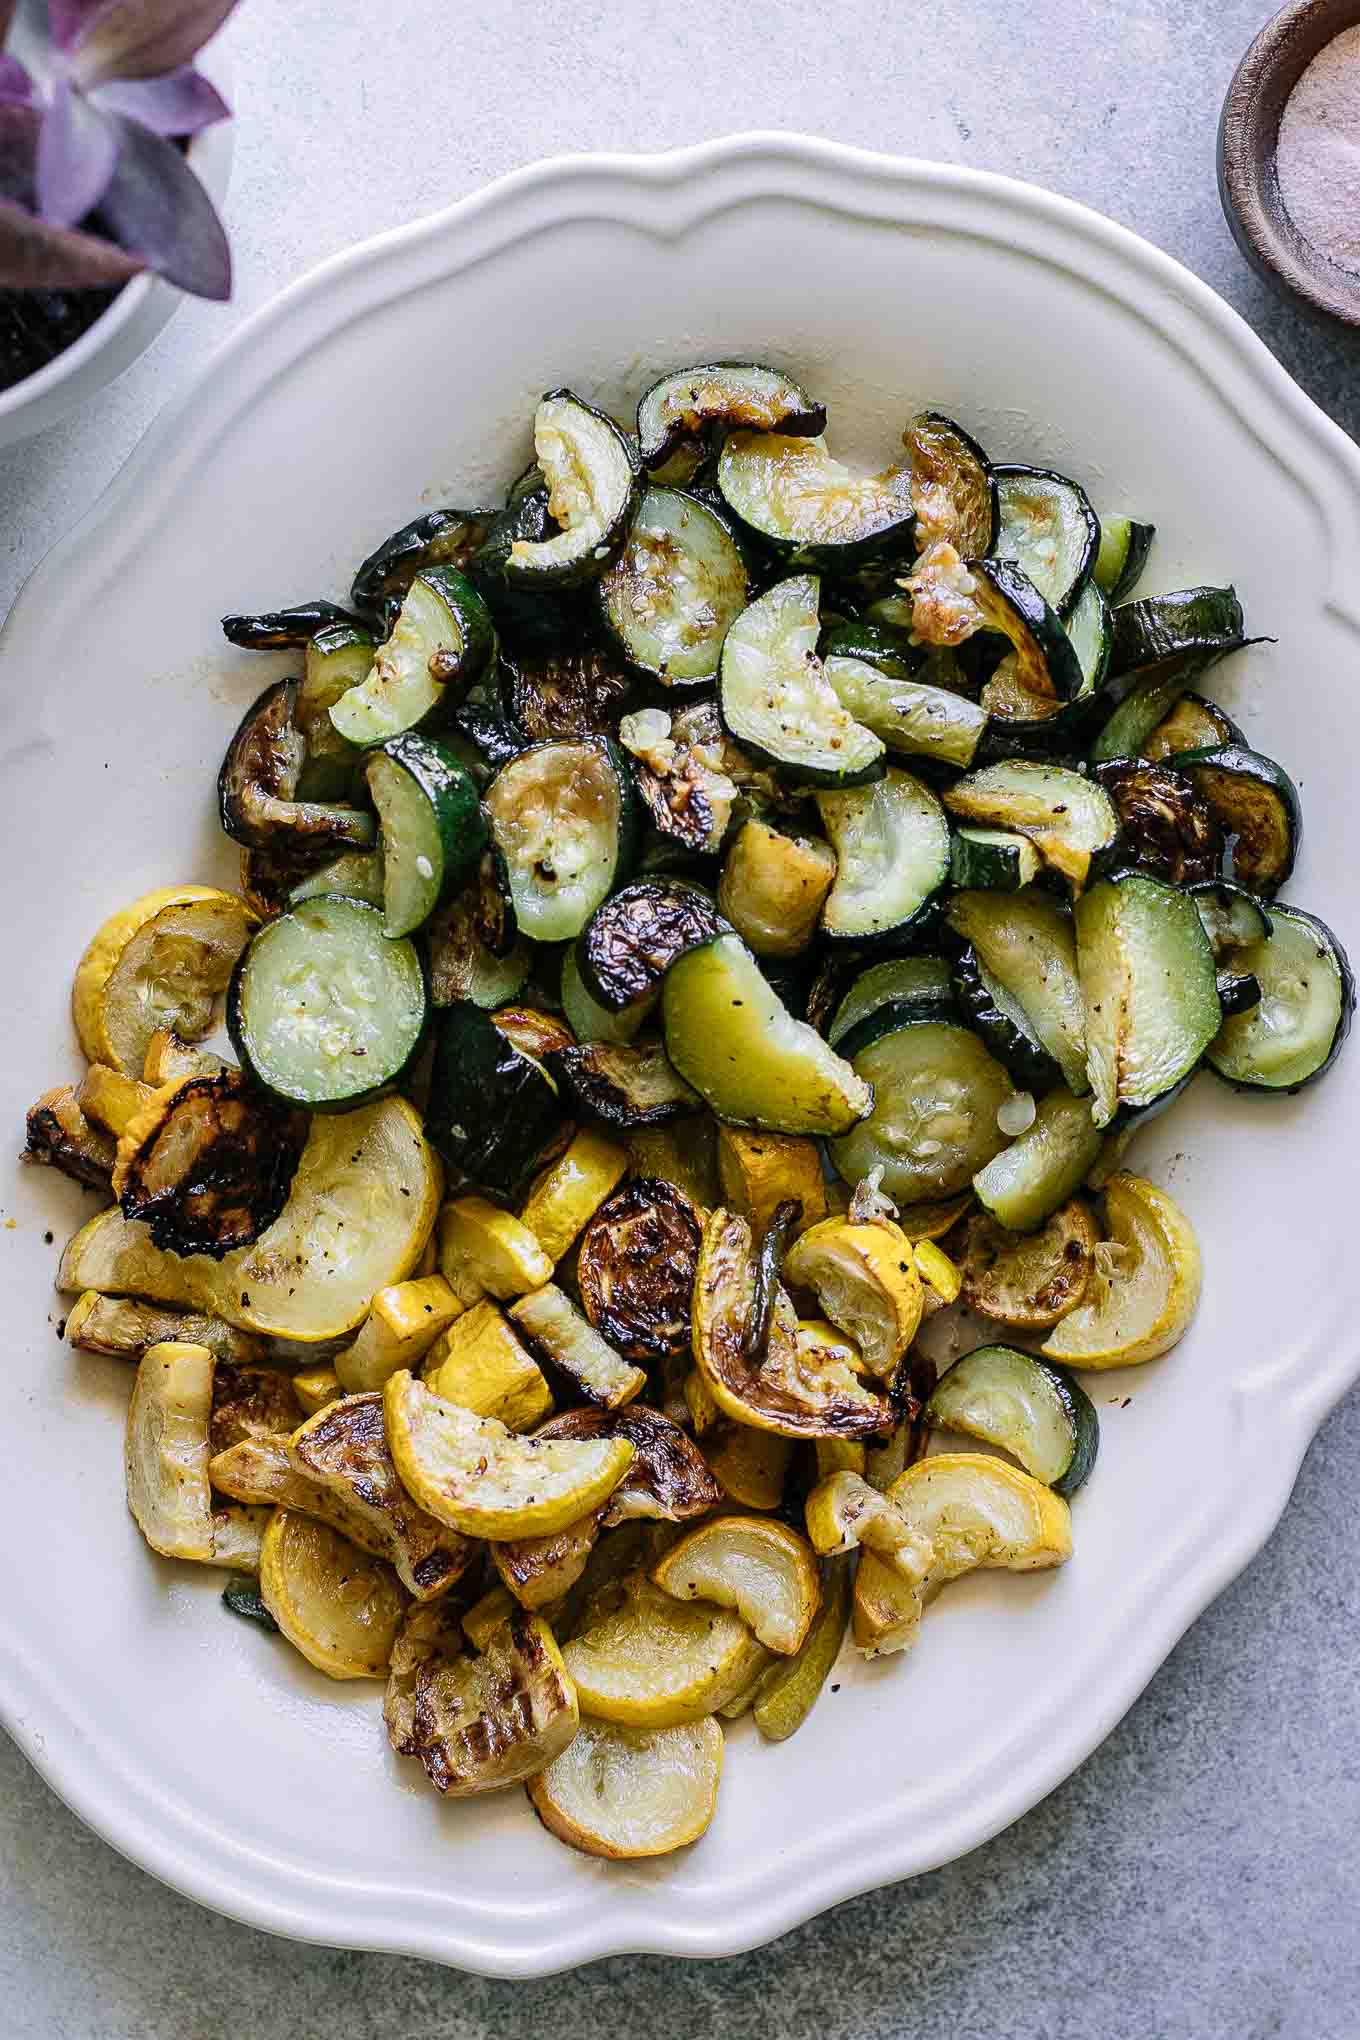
(1219, 0, 1360, 327)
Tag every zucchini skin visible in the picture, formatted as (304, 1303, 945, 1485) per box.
(351, 507, 495, 627)
(221, 601, 367, 649)
(636, 361, 826, 468)
(1206, 905, 1354, 1094)
(503, 391, 642, 591)
(993, 465, 1100, 618)
(950, 944, 1063, 1091)
(1108, 586, 1248, 687)
(1094, 517, 1156, 604)
(966, 557, 1085, 704)
(426, 1001, 567, 1199)
(1170, 743, 1301, 898)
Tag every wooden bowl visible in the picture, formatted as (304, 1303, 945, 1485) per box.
(1218, 0, 1360, 326)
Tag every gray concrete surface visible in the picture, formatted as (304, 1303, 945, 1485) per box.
(3, 2, 1358, 2033)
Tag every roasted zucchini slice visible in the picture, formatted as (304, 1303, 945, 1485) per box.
(1206, 903, 1352, 1092)
(1042, 1172, 1201, 1368)
(328, 566, 496, 746)
(949, 946, 1062, 1093)
(500, 644, 630, 745)
(1143, 691, 1242, 763)
(577, 1177, 703, 1361)
(752, 1554, 851, 1744)
(286, 849, 385, 909)
(291, 622, 376, 799)
(926, 1345, 1099, 1497)
(637, 361, 825, 467)
(816, 768, 950, 944)
(208, 1359, 303, 1454)
(945, 889, 1088, 1095)
(829, 1020, 1013, 1205)
(825, 956, 956, 1048)
(1090, 759, 1223, 886)
(823, 653, 988, 771)
(364, 734, 485, 936)
(219, 681, 375, 854)
(125, 1340, 215, 1561)
(956, 1200, 1096, 1328)
(486, 737, 637, 942)
(1092, 514, 1156, 602)
(562, 1572, 763, 1726)
(783, 1217, 924, 1381)
(944, 760, 1120, 891)
(518, 1127, 629, 1264)
(993, 466, 1099, 617)
(426, 886, 531, 1011)
(1109, 585, 1246, 686)
(504, 390, 641, 588)
(548, 1037, 702, 1128)
(718, 819, 837, 959)
(509, 1283, 648, 1410)
(491, 1513, 602, 1610)
(718, 574, 883, 785)
(288, 1391, 475, 1600)
(804, 1470, 934, 1581)
(1170, 743, 1300, 897)
(65, 1291, 264, 1366)
(625, 697, 741, 855)
(663, 933, 872, 1135)
(333, 1275, 464, 1394)
(211, 1503, 273, 1574)
(411, 1608, 579, 1795)
(351, 506, 495, 622)
(227, 896, 427, 1110)
(692, 1208, 894, 1439)
(23, 1086, 114, 1190)
(704, 1423, 794, 1510)
(383, 1595, 466, 1755)
(577, 878, 726, 1012)
(221, 599, 365, 648)
(900, 411, 997, 555)
(961, 559, 1085, 704)
(528, 1714, 724, 1859)
(653, 1515, 821, 1655)
(426, 1002, 566, 1200)
(560, 946, 657, 1044)
(972, 1086, 1103, 1233)
(112, 1070, 307, 1259)
(534, 1404, 722, 1526)
(72, 884, 256, 1075)
(260, 1510, 405, 1680)
(717, 432, 915, 568)
(58, 1094, 441, 1343)
(1076, 870, 1220, 1124)
(383, 1369, 635, 1539)
(598, 486, 749, 685)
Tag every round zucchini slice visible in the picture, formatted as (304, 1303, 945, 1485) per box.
(486, 737, 637, 942)
(925, 1345, 1099, 1497)
(1090, 760, 1223, 886)
(956, 1200, 1096, 1328)
(365, 734, 486, 937)
(350, 506, 495, 623)
(901, 411, 997, 556)
(72, 884, 256, 1075)
(719, 573, 884, 786)
(259, 1510, 406, 1681)
(816, 769, 951, 944)
(637, 361, 825, 467)
(113, 1070, 307, 1259)
(228, 895, 427, 1109)
(329, 567, 496, 745)
(1190, 882, 1273, 964)
(1075, 872, 1220, 1126)
(717, 432, 916, 568)
(577, 878, 726, 1012)
(823, 654, 988, 771)
(505, 389, 641, 588)
(829, 1020, 1014, 1205)
(993, 466, 1099, 617)
(562, 1573, 765, 1726)
(653, 1516, 822, 1655)
(528, 1715, 724, 1859)
(1170, 742, 1301, 898)
(1041, 1171, 1201, 1369)
(577, 1177, 703, 1361)
(1206, 903, 1353, 1093)
(598, 486, 749, 684)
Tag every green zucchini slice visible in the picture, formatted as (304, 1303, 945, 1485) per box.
(823, 654, 988, 769)
(1089, 759, 1223, 886)
(294, 622, 376, 799)
(636, 362, 825, 469)
(1142, 692, 1242, 763)
(329, 567, 496, 746)
(966, 559, 1085, 707)
(221, 600, 365, 649)
(577, 878, 726, 1012)
(815, 769, 951, 943)
(427, 889, 531, 1010)
(485, 738, 638, 943)
(597, 487, 749, 685)
(560, 946, 657, 1045)
(287, 849, 385, 909)
(1075, 871, 1221, 1125)
(227, 897, 427, 1110)
(503, 645, 633, 742)
(548, 1037, 700, 1127)
(993, 466, 1099, 617)
(827, 957, 956, 1048)
(427, 1001, 566, 1197)
(716, 433, 916, 568)
(1206, 904, 1353, 1093)
(828, 1019, 1013, 1204)
(1170, 743, 1300, 897)
(662, 932, 872, 1136)
(951, 945, 1062, 1092)
(1092, 515, 1155, 603)
(945, 889, 1088, 1095)
(365, 735, 486, 938)
(971, 1087, 1103, 1232)
(819, 617, 924, 675)
(901, 411, 997, 556)
(1109, 585, 1247, 687)
(949, 828, 1042, 892)
(350, 507, 494, 625)
(943, 759, 1120, 890)
(1187, 879, 1273, 959)
(719, 574, 884, 786)
(218, 681, 376, 857)
(504, 390, 641, 589)
(926, 1345, 1099, 1497)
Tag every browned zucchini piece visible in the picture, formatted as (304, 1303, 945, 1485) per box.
(218, 680, 375, 854)
(955, 1201, 1097, 1330)
(578, 880, 726, 1013)
(24, 1086, 115, 1190)
(384, 1597, 466, 1756)
(490, 1006, 576, 1061)
(535, 1403, 723, 1524)
(577, 1178, 703, 1361)
(503, 644, 633, 740)
(1090, 760, 1223, 885)
(410, 1609, 579, 1796)
(111, 1071, 308, 1260)
(208, 1360, 303, 1454)
(547, 1038, 702, 1128)
(64, 1292, 266, 1365)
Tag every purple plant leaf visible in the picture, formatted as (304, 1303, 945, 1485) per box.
(0, 53, 33, 105)
(97, 111, 228, 298)
(0, 194, 142, 287)
(36, 79, 119, 226)
(91, 65, 228, 136)
(69, 0, 241, 88)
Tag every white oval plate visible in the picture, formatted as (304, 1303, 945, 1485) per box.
(1, 136, 1356, 1977)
